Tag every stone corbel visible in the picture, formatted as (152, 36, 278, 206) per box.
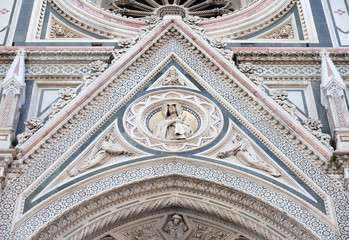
(0, 149, 16, 189)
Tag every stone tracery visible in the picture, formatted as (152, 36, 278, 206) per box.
(99, 0, 254, 19)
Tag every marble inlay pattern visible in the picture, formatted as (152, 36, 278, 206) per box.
(14, 162, 334, 239)
(254, 65, 349, 76)
(0, 64, 91, 75)
(0, 31, 348, 239)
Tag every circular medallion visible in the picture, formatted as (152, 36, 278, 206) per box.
(124, 90, 223, 152)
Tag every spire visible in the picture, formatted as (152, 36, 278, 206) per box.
(1, 48, 26, 105)
(320, 50, 349, 151)
(320, 50, 345, 92)
(0, 48, 26, 148)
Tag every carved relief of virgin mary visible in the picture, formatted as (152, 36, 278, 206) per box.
(153, 103, 193, 140)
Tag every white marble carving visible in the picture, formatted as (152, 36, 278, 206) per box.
(153, 103, 193, 140)
(49, 87, 77, 119)
(16, 117, 44, 146)
(217, 132, 281, 177)
(271, 89, 298, 121)
(69, 131, 133, 176)
(163, 214, 188, 240)
(124, 91, 223, 152)
(162, 68, 186, 86)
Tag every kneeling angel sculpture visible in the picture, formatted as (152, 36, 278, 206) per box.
(218, 133, 280, 177)
(69, 132, 132, 176)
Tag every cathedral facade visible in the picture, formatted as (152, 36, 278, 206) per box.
(0, 0, 349, 239)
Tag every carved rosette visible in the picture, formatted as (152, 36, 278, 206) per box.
(124, 91, 223, 152)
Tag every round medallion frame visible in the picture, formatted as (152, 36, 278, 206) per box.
(124, 90, 223, 152)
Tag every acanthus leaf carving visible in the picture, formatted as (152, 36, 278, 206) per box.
(16, 117, 44, 146)
(238, 62, 265, 91)
(183, 15, 205, 37)
(82, 60, 109, 90)
(192, 223, 227, 240)
(49, 87, 77, 119)
(303, 118, 333, 151)
(271, 90, 298, 121)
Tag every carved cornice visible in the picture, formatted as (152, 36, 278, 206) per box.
(0, 49, 113, 64)
(232, 49, 349, 65)
(31, 175, 317, 240)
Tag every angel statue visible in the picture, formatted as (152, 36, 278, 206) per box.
(69, 132, 132, 177)
(217, 133, 281, 177)
(153, 103, 193, 140)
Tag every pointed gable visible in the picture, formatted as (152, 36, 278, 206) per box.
(1, 17, 347, 240)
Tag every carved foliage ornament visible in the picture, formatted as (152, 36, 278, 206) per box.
(49, 18, 82, 39)
(303, 118, 333, 151)
(49, 87, 77, 119)
(271, 89, 298, 121)
(82, 60, 109, 90)
(238, 62, 265, 91)
(17, 117, 44, 146)
(124, 91, 223, 152)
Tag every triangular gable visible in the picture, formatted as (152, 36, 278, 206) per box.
(3, 18, 346, 240)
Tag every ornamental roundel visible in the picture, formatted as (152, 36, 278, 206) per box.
(124, 90, 223, 152)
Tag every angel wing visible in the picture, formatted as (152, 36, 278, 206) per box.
(88, 135, 107, 161)
(242, 138, 258, 160)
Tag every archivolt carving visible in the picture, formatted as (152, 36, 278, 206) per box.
(31, 176, 317, 240)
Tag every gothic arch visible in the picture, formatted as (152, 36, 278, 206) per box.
(31, 175, 318, 240)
